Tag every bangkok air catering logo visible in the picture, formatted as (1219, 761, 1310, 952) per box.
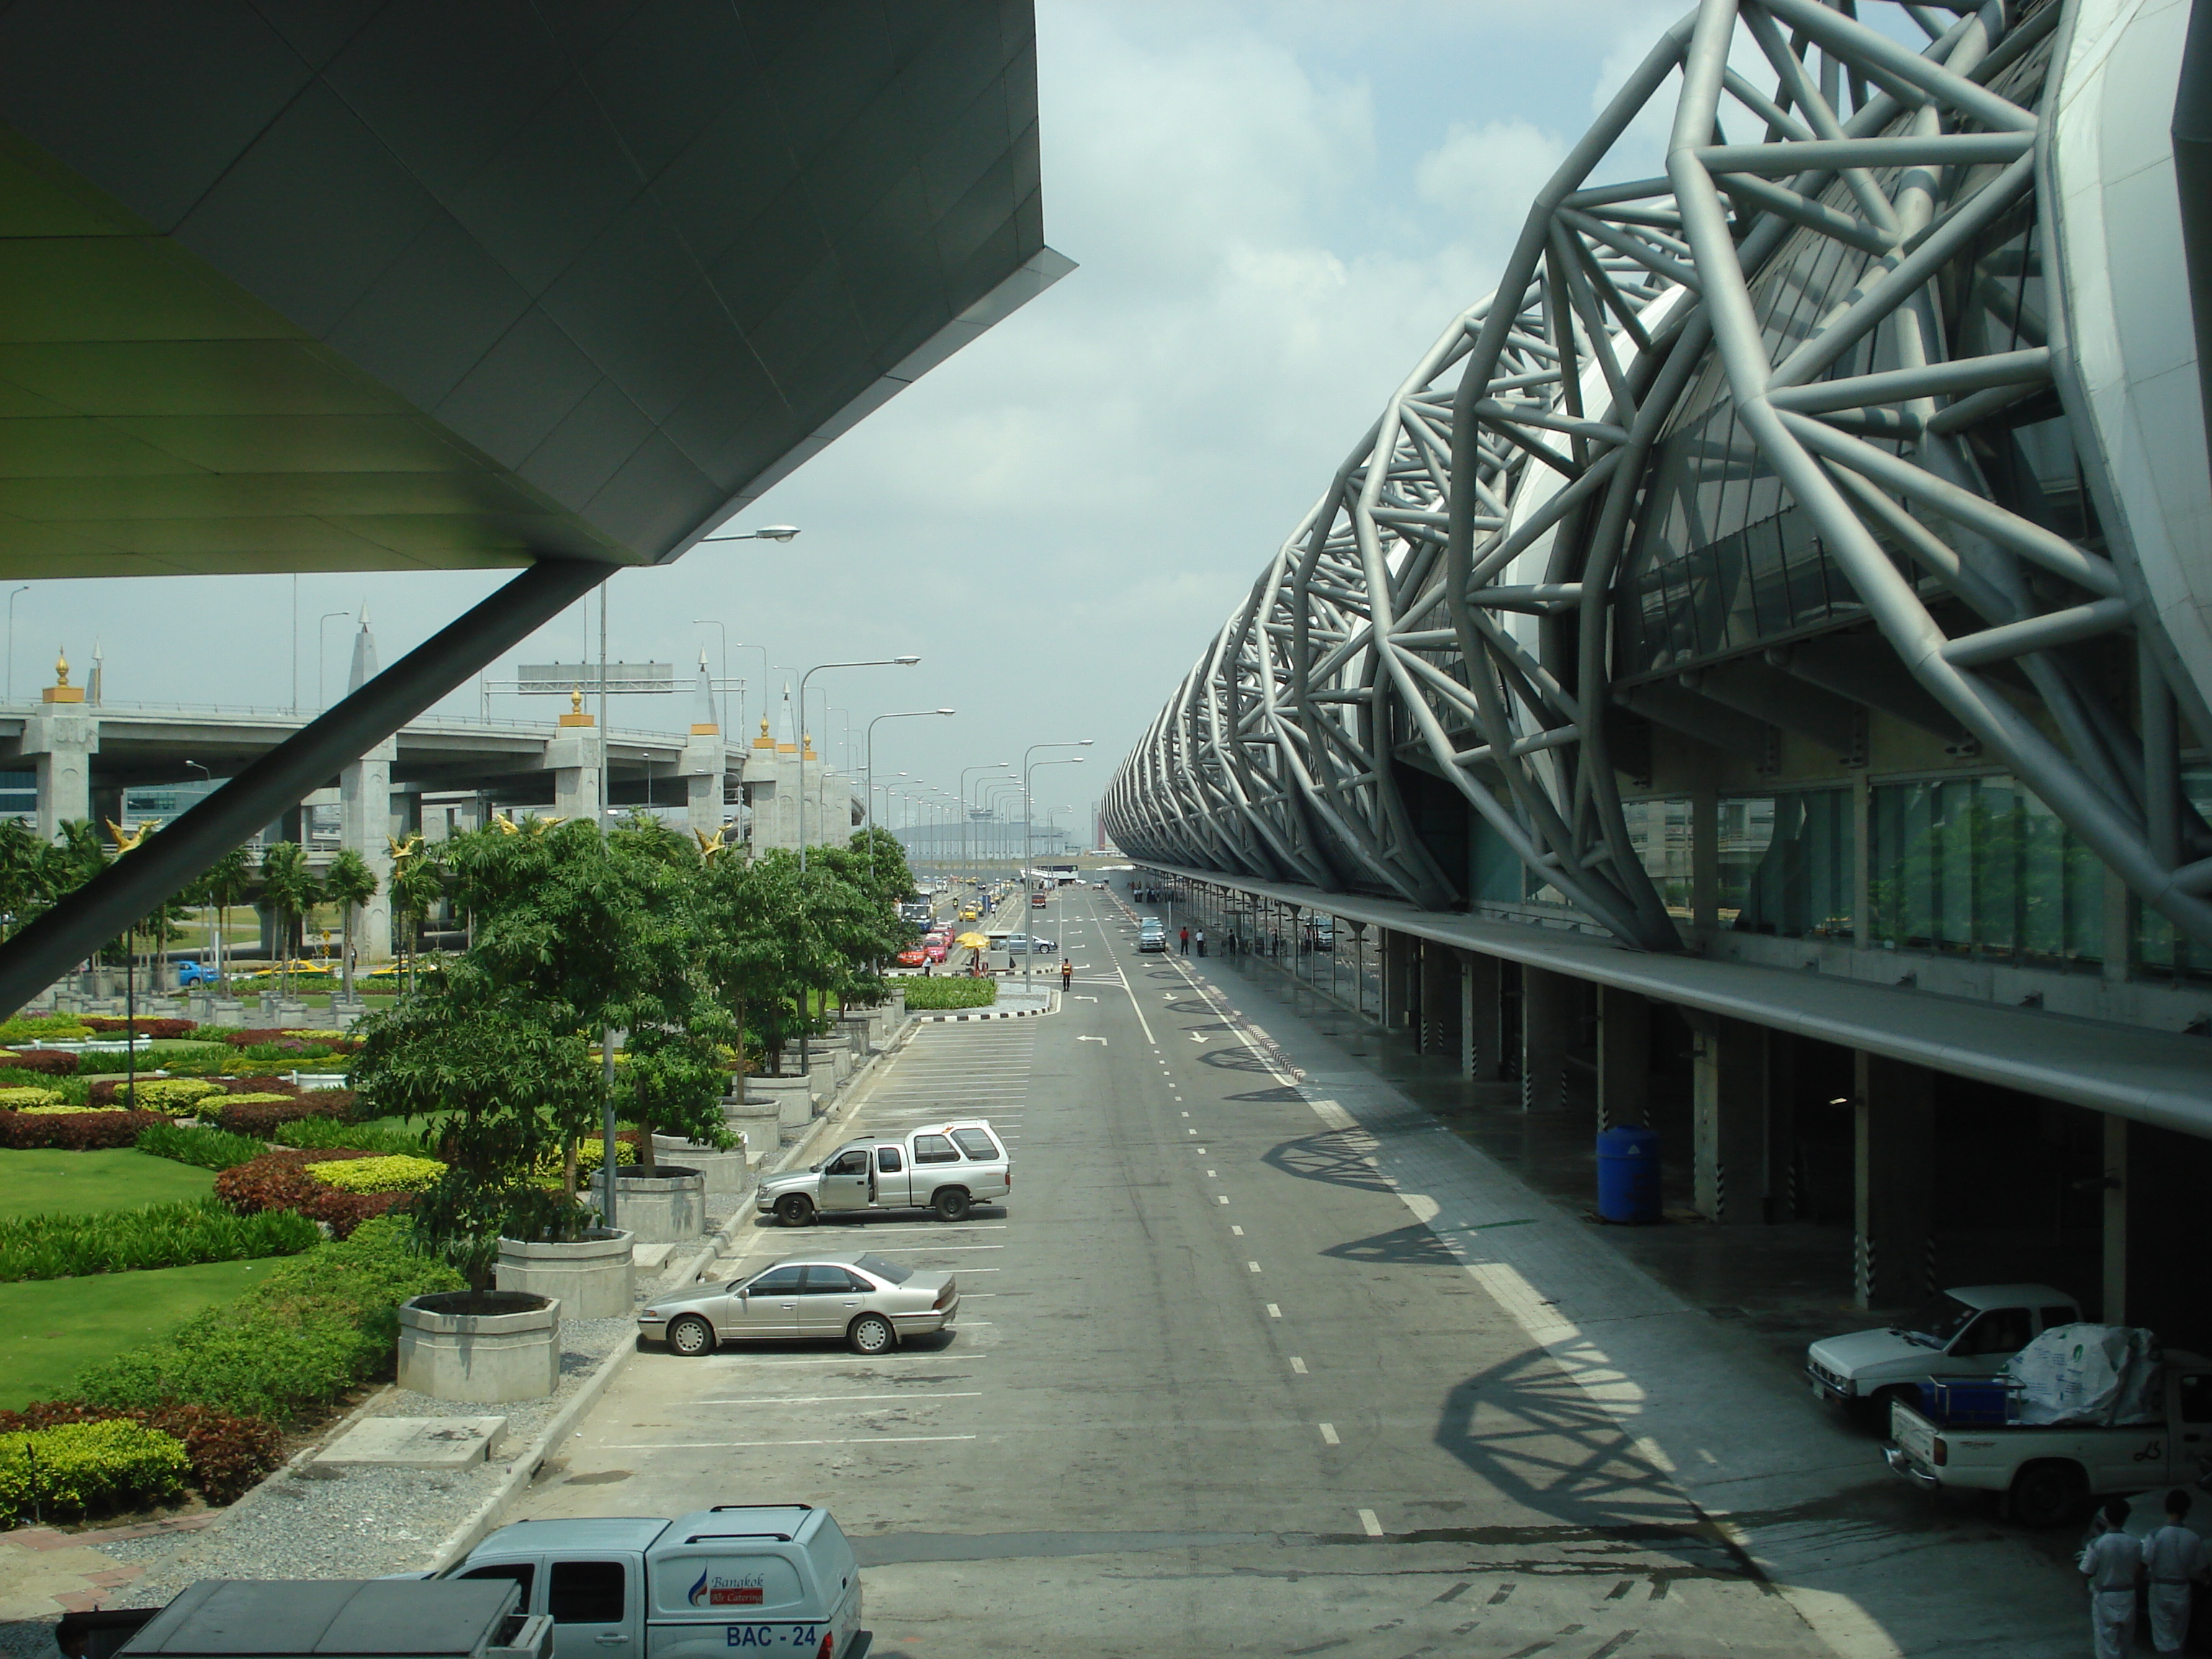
(688, 1567, 763, 1608)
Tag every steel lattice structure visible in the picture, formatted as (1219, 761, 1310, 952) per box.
(1104, 0, 2212, 954)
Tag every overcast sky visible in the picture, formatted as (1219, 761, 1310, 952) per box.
(22, 0, 1697, 838)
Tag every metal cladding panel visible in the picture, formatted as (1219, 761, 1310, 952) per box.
(0, 0, 1051, 575)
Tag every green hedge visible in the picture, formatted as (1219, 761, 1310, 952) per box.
(73, 1215, 464, 1420)
(899, 977, 999, 1010)
(0, 1200, 320, 1282)
(0, 1418, 189, 1527)
(135, 1122, 269, 1172)
(274, 1115, 429, 1156)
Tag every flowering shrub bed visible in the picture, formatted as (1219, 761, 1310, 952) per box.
(0, 1110, 166, 1150)
(899, 977, 999, 1010)
(73, 1215, 465, 1420)
(0, 1087, 66, 1109)
(0, 1402, 280, 1506)
(304, 1154, 443, 1194)
(210, 1093, 332, 1139)
(276, 1115, 430, 1157)
(0, 1419, 189, 1527)
(79, 1017, 198, 1040)
(215, 1148, 405, 1236)
(0, 1016, 94, 1046)
(0, 1200, 319, 1281)
(87, 1077, 225, 1112)
(1, 1051, 81, 1076)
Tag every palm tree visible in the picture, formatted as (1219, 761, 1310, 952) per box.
(387, 835, 442, 995)
(322, 848, 379, 1002)
(256, 841, 320, 1002)
(184, 843, 253, 991)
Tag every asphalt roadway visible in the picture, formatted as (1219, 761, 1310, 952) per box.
(511, 888, 2077, 1658)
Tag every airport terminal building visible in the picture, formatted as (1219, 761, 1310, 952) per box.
(1105, 0, 2212, 1342)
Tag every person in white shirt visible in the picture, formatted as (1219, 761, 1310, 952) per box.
(2080, 1497, 2144, 1659)
(2145, 1488, 2210, 1654)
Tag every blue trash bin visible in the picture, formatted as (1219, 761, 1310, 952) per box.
(1596, 1123, 1662, 1223)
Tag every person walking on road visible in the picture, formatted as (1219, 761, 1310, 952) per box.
(2080, 1497, 2144, 1659)
(2146, 1488, 2208, 1653)
(1195, 928, 1207, 958)
(1179, 926, 1190, 956)
(1059, 958, 1073, 992)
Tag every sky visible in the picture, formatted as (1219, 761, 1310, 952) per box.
(19, 0, 1703, 841)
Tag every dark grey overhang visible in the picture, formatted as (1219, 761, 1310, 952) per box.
(1140, 862, 2212, 1134)
(0, 1, 1064, 577)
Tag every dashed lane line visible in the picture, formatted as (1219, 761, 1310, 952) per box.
(1318, 1424, 1340, 1446)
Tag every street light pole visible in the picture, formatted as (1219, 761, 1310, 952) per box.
(960, 763, 1008, 878)
(796, 657, 920, 871)
(1022, 751, 1088, 996)
(316, 611, 349, 709)
(981, 781, 1021, 868)
(6, 584, 30, 703)
(866, 709, 953, 882)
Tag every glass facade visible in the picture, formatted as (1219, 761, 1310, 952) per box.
(2136, 768, 2212, 982)
(1870, 776, 2103, 966)
(1725, 790, 1853, 938)
(0, 770, 32, 822)
(1621, 796, 1693, 918)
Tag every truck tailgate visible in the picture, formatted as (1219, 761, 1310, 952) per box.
(1892, 1403, 1941, 1467)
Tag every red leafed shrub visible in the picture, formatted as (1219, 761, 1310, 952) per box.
(0, 1401, 282, 1504)
(300, 1087, 358, 1120)
(218, 1076, 302, 1097)
(0, 1108, 165, 1149)
(212, 1097, 342, 1138)
(80, 1016, 197, 1039)
(4, 1049, 81, 1076)
(221, 1029, 360, 1051)
(215, 1148, 408, 1238)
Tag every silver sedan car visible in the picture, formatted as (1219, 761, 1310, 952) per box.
(638, 1250, 958, 1357)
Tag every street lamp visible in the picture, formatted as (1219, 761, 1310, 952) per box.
(796, 657, 920, 869)
(981, 781, 1022, 866)
(696, 524, 800, 544)
(5, 584, 30, 703)
(961, 763, 1010, 876)
(317, 611, 350, 709)
(866, 709, 953, 876)
(1022, 753, 1087, 994)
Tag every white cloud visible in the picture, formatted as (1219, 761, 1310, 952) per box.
(1413, 118, 1570, 250)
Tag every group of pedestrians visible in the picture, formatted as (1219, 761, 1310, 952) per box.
(2080, 1491, 2208, 1657)
(1176, 925, 1206, 958)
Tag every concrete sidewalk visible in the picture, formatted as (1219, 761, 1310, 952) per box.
(1169, 945, 2086, 1659)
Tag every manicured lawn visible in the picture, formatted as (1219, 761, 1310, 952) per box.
(0, 1258, 274, 1410)
(0, 1149, 214, 1222)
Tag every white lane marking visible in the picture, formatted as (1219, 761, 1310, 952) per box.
(701, 1354, 993, 1367)
(857, 1244, 1005, 1251)
(1318, 1424, 1340, 1445)
(1077, 1035, 1107, 1046)
(1189, 1032, 1208, 1043)
(1247, 1260, 1262, 1272)
(1218, 1195, 1230, 1205)
(1290, 1357, 1308, 1374)
(1231, 1226, 1244, 1236)
(1179, 1111, 1189, 1118)
(1266, 1303, 1282, 1318)
(611, 1434, 979, 1449)
(1205, 1169, 1216, 1177)
(696, 1392, 984, 1406)
(1358, 1509, 1383, 1537)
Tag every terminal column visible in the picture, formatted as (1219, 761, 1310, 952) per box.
(1459, 950, 1501, 1080)
(1381, 930, 1415, 1035)
(336, 620, 393, 963)
(1519, 965, 1576, 1112)
(1693, 1015, 1769, 1222)
(1419, 941, 1460, 1056)
(1853, 1051, 1934, 1308)
(1596, 985, 1651, 1130)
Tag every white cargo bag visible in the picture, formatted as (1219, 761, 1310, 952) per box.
(2004, 1323, 2162, 1425)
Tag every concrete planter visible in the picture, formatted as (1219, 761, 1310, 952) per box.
(835, 1015, 877, 1054)
(652, 1134, 750, 1199)
(494, 1228, 634, 1319)
(721, 1100, 783, 1164)
(747, 1074, 819, 1130)
(592, 1164, 705, 1243)
(397, 1290, 560, 1403)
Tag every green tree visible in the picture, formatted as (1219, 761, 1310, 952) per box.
(0, 819, 60, 939)
(182, 843, 254, 989)
(322, 848, 379, 1002)
(256, 840, 320, 1001)
(387, 836, 444, 994)
(698, 848, 814, 1076)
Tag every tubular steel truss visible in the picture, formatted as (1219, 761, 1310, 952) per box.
(1105, 0, 2212, 953)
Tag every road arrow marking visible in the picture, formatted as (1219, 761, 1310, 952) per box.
(1076, 1035, 1107, 1046)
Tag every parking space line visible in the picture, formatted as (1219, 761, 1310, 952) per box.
(1358, 1509, 1383, 1537)
(1289, 1358, 1307, 1374)
(609, 1434, 980, 1449)
(1319, 1424, 1340, 1445)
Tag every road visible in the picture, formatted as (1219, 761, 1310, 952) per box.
(513, 887, 1869, 1657)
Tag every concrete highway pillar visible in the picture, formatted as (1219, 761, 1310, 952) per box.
(1596, 984, 1650, 1130)
(334, 620, 394, 963)
(546, 697, 601, 820)
(1692, 1015, 1768, 1223)
(20, 655, 95, 840)
(1459, 950, 1501, 1080)
(1519, 965, 1576, 1112)
(1852, 1051, 1935, 1308)
(1419, 940, 1459, 1056)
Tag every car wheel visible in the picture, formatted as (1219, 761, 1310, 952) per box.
(2010, 1461, 2087, 1529)
(667, 1316, 715, 1357)
(932, 1187, 973, 1223)
(849, 1313, 895, 1355)
(776, 1192, 815, 1227)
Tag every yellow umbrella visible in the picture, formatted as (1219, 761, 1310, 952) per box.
(955, 932, 990, 949)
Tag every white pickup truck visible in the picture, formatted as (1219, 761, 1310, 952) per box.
(1805, 1283, 2081, 1421)
(1885, 1354, 2212, 1527)
(756, 1120, 1010, 1226)
(442, 1506, 866, 1659)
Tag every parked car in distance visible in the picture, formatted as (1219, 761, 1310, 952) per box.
(758, 1119, 1013, 1226)
(639, 1250, 958, 1357)
(922, 933, 948, 963)
(1807, 1284, 2082, 1420)
(1000, 933, 1056, 954)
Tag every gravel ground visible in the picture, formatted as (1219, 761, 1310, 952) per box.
(94, 1310, 640, 1605)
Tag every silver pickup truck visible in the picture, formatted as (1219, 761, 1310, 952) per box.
(757, 1119, 1011, 1226)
